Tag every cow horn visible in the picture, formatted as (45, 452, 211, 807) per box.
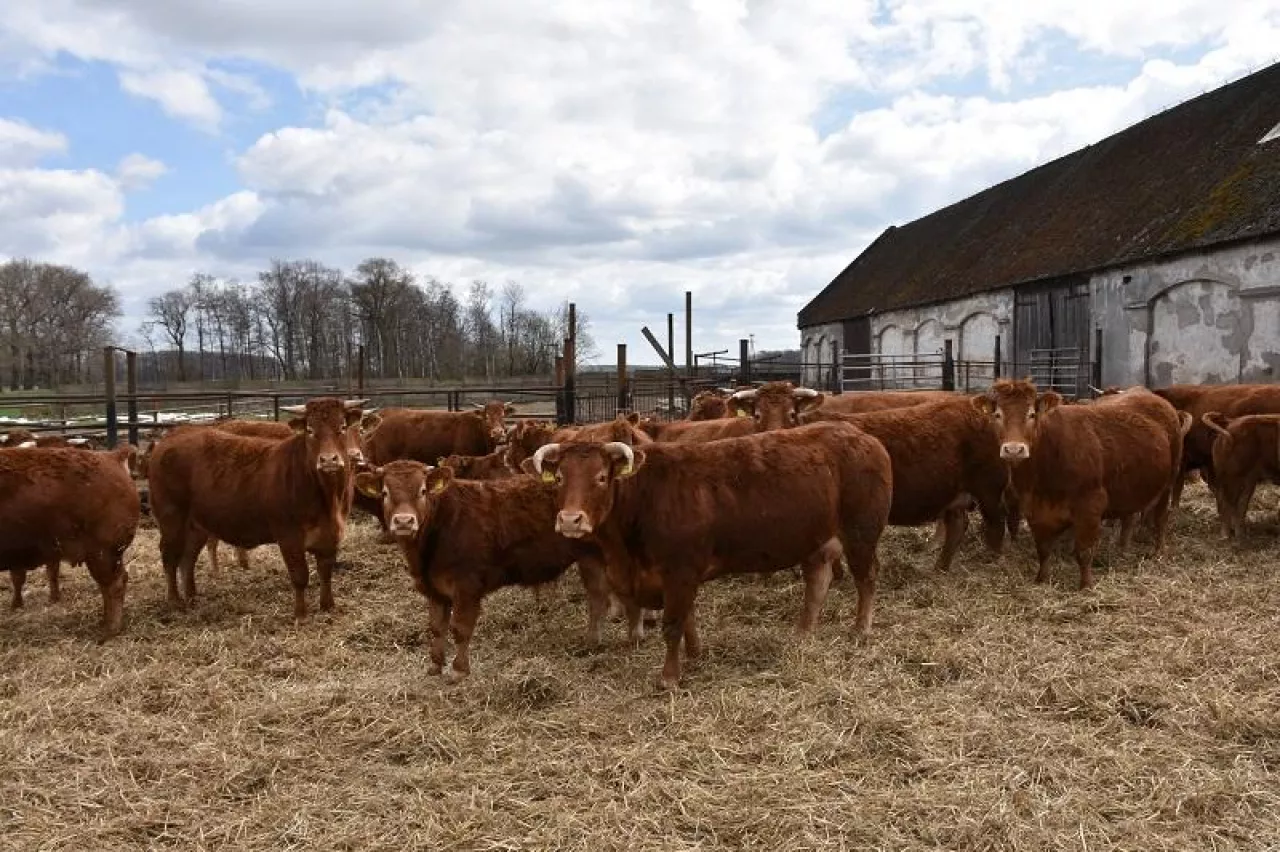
(344, 398, 368, 409)
(730, 388, 758, 401)
(1088, 385, 1104, 395)
(792, 387, 820, 399)
(16, 441, 36, 448)
(602, 441, 634, 468)
(281, 404, 306, 415)
(66, 437, 90, 446)
(530, 443, 562, 474)
(472, 402, 484, 409)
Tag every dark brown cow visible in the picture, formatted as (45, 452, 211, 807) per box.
(1201, 412, 1280, 539)
(816, 389, 963, 415)
(1153, 384, 1280, 507)
(974, 379, 1179, 589)
(354, 460, 611, 681)
(147, 397, 367, 621)
(529, 421, 893, 690)
(1, 445, 140, 636)
(202, 416, 373, 574)
(800, 398, 1009, 570)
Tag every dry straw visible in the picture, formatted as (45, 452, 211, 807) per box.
(3, 483, 1280, 850)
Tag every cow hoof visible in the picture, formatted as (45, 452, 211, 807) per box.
(427, 663, 444, 676)
(443, 668, 469, 685)
(654, 674, 680, 692)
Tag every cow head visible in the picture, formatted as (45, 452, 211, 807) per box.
(281, 397, 368, 476)
(729, 382, 825, 430)
(472, 399, 517, 445)
(687, 390, 731, 421)
(524, 441, 645, 538)
(355, 459, 452, 539)
(503, 419, 555, 473)
(972, 378, 1060, 463)
(0, 428, 36, 448)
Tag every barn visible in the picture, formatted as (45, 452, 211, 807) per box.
(798, 62, 1280, 395)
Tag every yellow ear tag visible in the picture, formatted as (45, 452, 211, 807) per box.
(432, 478, 447, 494)
(735, 408, 747, 417)
(619, 462, 633, 476)
(541, 470, 556, 484)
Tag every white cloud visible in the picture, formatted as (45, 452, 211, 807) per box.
(115, 152, 167, 191)
(1, 2, 1279, 354)
(0, 118, 67, 167)
(118, 67, 223, 130)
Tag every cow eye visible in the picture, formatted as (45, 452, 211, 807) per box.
(993, 410, 1003, 421)
(595, 472, 608, 487)
(788, 411, 798, 422)
(1027, 411, 1036, 421)
(382, 487, 390, 499)
(417, 485, 427, 497)
(306, 426, 315, 437)
(555, 471, 564, 485)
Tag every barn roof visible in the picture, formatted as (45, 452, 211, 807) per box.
(798, 62, 1280, 329)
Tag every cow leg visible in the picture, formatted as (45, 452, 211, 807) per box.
(179, 528, 207, 603)
(575, 558, 610, 647)
(445, 592, 482, 682)
(311, 550, 336, 612)
(235, 547, 251, 570)
(1115, 515, 1137, 553)
(1146, 490, 1173, 558)
(279, 543, 311, 623)
(656, 576, 699, 691)
(1028, 519, 1064, 585)
(85, 552, 128, 640)
(427, 599, 451, 675)
(624, 599, 646, 646)
(683, 608, 702, 660)
(1170, 468, 1188, 510)
(9, 568, 26, 609)
(158, 529, 186, 607)
(1233, 478, 1260, 541)
(798, 558, 835, 634)
(206, 539, 222, 576)
(44, 560, 62, 604)
(1071, 505, 1105, 590)
(933, 507, 968, 572)
(1004, 489, 1022, 541)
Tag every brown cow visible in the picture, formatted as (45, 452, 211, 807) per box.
(1201, 412, 1280, 539)
(1154, 384, 1280, 507)
(505, 419, 556, 471)
(202, 416, 373, 574)
(472, 399, 519, 445)
(974, 379, 1179, 589)
(800, 397, 1009, 570)
(816, 389, 962, 415)
(552, 412, 651, 445)
(0, 429, 95, 449)
(1, 445, 139, 636)
(639, 383, 822, 442)
(529, 421, 893, 690)
(354, 460, 611, 681)
(437, 449, 515, 481)
(687, 388, 736, 421)
(354, 405, 510, 531)
(147, 397, 367, 621)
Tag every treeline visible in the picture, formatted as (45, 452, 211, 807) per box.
(0, 259, 122, 390)
(139, 258, 598, 385)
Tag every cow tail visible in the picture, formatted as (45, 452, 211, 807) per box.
(1200, 411, 1230, 438)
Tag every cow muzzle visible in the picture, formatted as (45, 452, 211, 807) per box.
(316, 452, 346, 473)
(555, 510, 593, 538)
(389, 513, 419, 537)
(1000, 442, 1030, 461)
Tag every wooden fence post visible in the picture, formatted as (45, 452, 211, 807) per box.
(739, 339, 751, 386)
(942, 339, 956, 391)
(103, 347, 118, 449)
(616, 343, 628, 414)
(994, 334, 1002, 380)
(126, 351, 138, 446)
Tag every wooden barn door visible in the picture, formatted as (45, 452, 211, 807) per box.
(1013, 279, 1091, 397)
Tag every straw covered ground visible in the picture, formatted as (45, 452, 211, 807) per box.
(3, 482, 1280, 850)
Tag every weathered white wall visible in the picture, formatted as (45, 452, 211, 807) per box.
(868, 290, 1014, 387)
(799, 321, 843, 386)
(1091, 236, 1280, 387)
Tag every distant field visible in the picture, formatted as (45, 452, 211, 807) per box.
(2, 483, 1279, 849)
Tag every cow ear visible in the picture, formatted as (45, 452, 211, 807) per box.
(625, 412, 640, 425)
(1036, 392, 1063, 414)
(427, 465, 454, 494)
(344, 408, 365, 427)
(289, 417, 308, 434)
(354, 471, 382, 499)
(971, 395, 996, 416)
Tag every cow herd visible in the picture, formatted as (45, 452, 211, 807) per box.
(3, 379, 1280, 690)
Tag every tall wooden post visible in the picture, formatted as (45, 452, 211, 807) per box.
(942, 339, 956, 391)
(616, 343, 628, 414)
(103, 347, 118, 449)
(684, 291, 693, 380)
(994, 334, 1002, 379)
(356, 343, 365, 395)
(1092, 328, 1103, 396)
(126, 350, 139, 446)
(667, 312, 676, 415)
(739, 339, 750, 386)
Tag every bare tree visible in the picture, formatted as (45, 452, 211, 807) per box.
(147, 289, 192, 382)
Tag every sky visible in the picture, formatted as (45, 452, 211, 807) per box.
(1, 1, 1278, 365)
